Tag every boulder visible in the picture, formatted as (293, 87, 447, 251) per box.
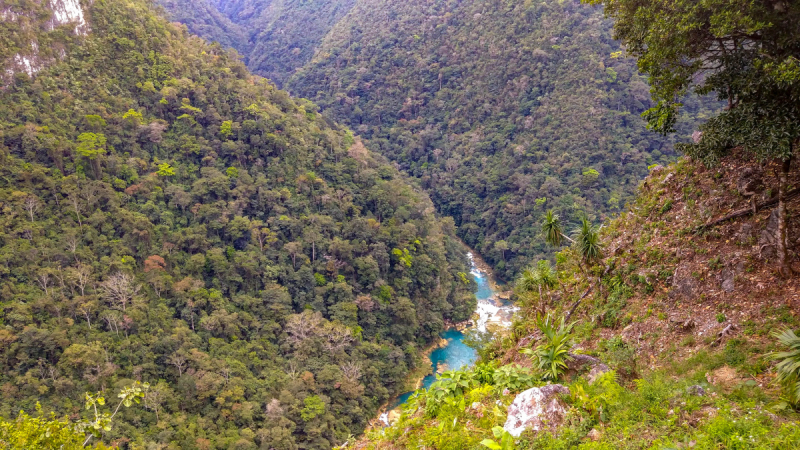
(503, 385, 570, 437)
(736, 223, 753, 244)
(686, 385, 706, 397)
(720, 268, 735, 293)
(587, 365, 610, 384)
(669, 265, 697, 299)
(564, 354, 609, 383)
(587, 428, 602, 441)
(736, 167, 764, 197)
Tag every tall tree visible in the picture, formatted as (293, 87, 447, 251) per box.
(589, 0, 800, 275)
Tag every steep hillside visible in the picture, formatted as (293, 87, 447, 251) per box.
(0, 0, 475, 448)
(157, 0, 249, 51)
(287, 0, 716, 281)
(350, 155, 800, 449)
(156, 0, 717, 281)
(157, 0, 358, 86)
(0, 0, 88, 84)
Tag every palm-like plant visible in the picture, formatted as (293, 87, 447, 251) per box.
(516, 266, 540, 293)
(535, 260, 558, 293)
(769, 328, 800, 407)
(516, 260, 558, 312)
(573, 216, 603, 267)
(542, 210, 564, 247)
(521, 314, 575, 381)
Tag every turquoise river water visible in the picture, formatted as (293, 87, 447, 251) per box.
(384, 253, 514, 414)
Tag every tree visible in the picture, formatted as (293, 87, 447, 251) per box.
(75, 132, 107, 178)
(68, 264, 92, 296)
(0, 408, 92, 450)
(156, 163, 175, 177)
(143, 381, 170, 422)
(516, 260, 558, 313)
(250, 220, 277, 252)
(100, 272, 140, 312)
(493, 240, 509, 262)
(80, 382, 149, 446)
(589, 0, 800, 275)
(284, 241, 303, 269)
(23, 195, 40, 222)
(300, 395, 325, 421)
(302, 225, 323, 262)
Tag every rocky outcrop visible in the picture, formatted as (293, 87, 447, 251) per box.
(669, 264, 697, 299)
(564, 353, 609, 384)
(503, 384, 570, 437)
(2, 0, 89, 82)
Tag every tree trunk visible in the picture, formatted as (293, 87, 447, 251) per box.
(778, 156, 793, 277)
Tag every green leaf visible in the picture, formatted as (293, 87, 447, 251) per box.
(480, 439, 503, 450)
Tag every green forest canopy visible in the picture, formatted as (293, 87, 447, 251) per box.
(157, 0, 719, 281)
(0, 0, 475, 448)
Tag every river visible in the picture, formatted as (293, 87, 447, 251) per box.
(380, 252, 516, 423)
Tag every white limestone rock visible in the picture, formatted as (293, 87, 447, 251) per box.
(503, 384, 570, 437)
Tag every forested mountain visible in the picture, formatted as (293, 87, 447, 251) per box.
(0, 0, 475, 448)
(159, 0, 717, 281)
(157, 0, 358, 87)
(158, 0, 248, 51)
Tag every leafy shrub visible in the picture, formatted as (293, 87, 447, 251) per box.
(598, 284, 632, 328)
(0, 409, 89, 450)
(492, 364, 538, 394)
(599, 336, 637, 379)
(480, 426, 516, 450)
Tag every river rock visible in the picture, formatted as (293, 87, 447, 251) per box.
(503, 385, 570, 437)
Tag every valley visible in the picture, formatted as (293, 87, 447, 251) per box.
(1, 0, 799, 449)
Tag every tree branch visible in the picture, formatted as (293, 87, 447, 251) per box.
(695, 187, 800, 232)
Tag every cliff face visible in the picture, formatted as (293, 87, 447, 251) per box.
(1, 0, 88, 82)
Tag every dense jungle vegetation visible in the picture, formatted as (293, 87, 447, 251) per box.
(349, 0, 800, 447)
(0, 0, 476, 448)
(158, 0, 719, 281)
(157, 0, 358, 87)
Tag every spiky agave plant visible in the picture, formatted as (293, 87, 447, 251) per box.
(769, 328, 800, 407)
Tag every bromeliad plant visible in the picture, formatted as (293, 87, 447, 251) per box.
(768, 328, 800, 408)
(522, 314, 575, 381)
